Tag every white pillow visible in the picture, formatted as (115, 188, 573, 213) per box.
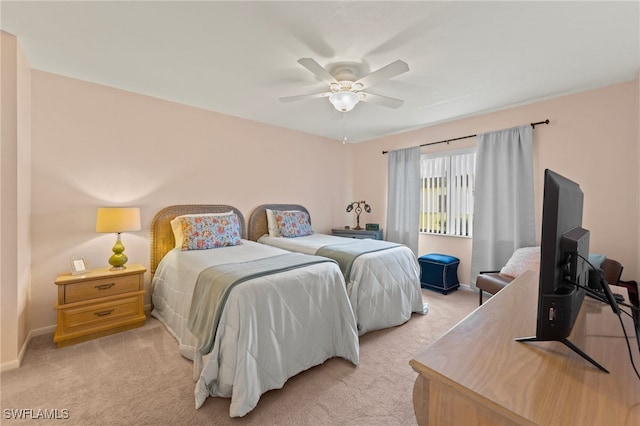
(170, 211, 233, 248)
(500, 246, 541, 278)
(266, 209, 279, 237)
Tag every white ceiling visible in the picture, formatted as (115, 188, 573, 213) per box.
(2, 1, 638, 143)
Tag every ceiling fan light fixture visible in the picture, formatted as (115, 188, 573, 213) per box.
(329, 91, 360, 112)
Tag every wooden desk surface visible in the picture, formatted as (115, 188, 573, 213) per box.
(410, 270, 640, 425)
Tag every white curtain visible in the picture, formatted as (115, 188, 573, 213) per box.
(387, 146, 420, 255)
(470, 125, 536, 287)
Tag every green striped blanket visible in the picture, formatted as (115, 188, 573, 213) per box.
(316, 239, 401, 280)
(187, 252, 336, 355)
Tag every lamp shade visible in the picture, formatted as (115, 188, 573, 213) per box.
(329, 91, 360, 112)
(96, 207, 141, 233)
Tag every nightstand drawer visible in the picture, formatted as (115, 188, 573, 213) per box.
(64, 274, 140, 303)
(61, 295, 143, 332)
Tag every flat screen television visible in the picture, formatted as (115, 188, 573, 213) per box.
(516, 169, 608, 372)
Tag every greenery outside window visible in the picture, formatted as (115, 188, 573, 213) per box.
(420, 148, 476, 237)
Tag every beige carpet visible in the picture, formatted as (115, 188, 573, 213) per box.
(1, 286, 479, 425)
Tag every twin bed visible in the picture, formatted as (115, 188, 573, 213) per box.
(248, 204, 425, 335)
(150, 204, 424, 417)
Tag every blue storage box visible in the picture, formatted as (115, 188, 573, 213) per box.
(418, 253, 460, 294)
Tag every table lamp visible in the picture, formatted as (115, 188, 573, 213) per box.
(96, 207, 141, 270)
(345, 200, 371, 230)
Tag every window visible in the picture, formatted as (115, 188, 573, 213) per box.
(420, 149, 476, 237)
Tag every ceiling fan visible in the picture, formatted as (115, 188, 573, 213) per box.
(280, 58, 409, 112)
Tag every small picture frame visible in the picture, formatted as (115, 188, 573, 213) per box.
(70, 257, 90, 275)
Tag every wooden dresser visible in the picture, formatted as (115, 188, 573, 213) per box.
(54, 264, 146, 347)
(410, 270, 640, 425)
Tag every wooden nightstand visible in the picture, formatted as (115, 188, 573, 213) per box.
(332, 228, 384, 240)
(53, 264, 146, 348)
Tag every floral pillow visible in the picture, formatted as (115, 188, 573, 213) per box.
(171, 211, 233, 248)
(274, 210, 313, 238)
(177, 213, 242, 250)
(500, 246, 540, 278)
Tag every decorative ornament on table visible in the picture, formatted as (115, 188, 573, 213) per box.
(345, 200, 371, 230)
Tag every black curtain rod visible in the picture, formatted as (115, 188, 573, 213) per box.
(382, 119, 550, 154)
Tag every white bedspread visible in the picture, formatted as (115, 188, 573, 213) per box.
(151, 240, 359, 417)
(257, 234, 426, 335)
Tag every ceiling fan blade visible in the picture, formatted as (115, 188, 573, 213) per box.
(353, 60, 409, 89)
(297, 58, 338, 85)
(279, 92, 331, 103)
(358, 92, 404, 109)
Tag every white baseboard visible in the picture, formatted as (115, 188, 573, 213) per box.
(1, 357, 21, 372)
(1, 324, 56, 373)
(2, 306, 152, 372)
(1, 330, 29, 373)
(31, 324, 56, 337)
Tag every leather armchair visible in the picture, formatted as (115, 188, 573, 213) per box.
(477, 257, 630, 306)
(476, 271, 514, 305)
(601, 258, 639, 308)
(601, 258, 623, 286)
(476, 246, 541, 305)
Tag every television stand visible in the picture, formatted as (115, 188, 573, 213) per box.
(515, 336, 609, 373)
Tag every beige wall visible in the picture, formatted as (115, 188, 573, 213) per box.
(28, 71, 353, 332)
(1, 32, 31, 370)
(352, 80, 640, 285)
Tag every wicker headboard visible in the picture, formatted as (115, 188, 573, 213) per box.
(247, 204, 310, 241)
(149, 204, 245, 274)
